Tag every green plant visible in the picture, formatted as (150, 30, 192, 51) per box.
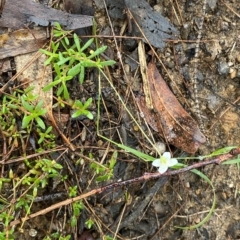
(85, 218, 94, 229)
(68, 186, 84, 227)
(43, 233, 71, 240)
(0, 22, 116, 238)
(39, 22, 115, 120)
(71, 200, 84, 227)
(0, 159, 63, 237)
(37, 126, 56, 148)
(103, 236, 114, 240)
(71, 98, 93, 119)
(90, 151, 117, 182)
(40, 23, 115, 101)
(21, 96, 47, 130)
(0, 87, 56, 151)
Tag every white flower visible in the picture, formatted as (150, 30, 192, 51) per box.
(152, 152, 178, 174)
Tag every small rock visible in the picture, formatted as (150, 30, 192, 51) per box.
(154, 142, 166, 154)
(29, 229, 37, 237)
(230, 68, 237, 79)
(218, 61, 230, 75)
(220, 21, 229, 31)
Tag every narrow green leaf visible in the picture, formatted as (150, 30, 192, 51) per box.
(58, 51, 64, 61)
(84, 110, 93, 120)
(100, 60, 116, 66)
(96, 175, 109, 182)
(54, 63, 61, 76)
(68, 63, 81, 76)
(44, 57, 53, 66)
(99, 136, 155, 162)
(21, 97, 33, 112)
(222, 158, 240, 165)
(69, 57, 75, 67)
(64, 36, 69, 46)
(74, 33, 81, 52)
(51, 41, 60, 53)
(61, 38, 69, 51)
(57, 85, 64, 96)
(38, 136, 44, 144)
(40, 49, 53, 56)
(74, 100, 83, 108)
(109, 151, 117, 169)
(62, 76, 73, 81)
(46, 126, 53, 134)
(37, 109, 47, 116)
(22, 115, 32, 128)
(43, 80, 60, 91)
(57, 57, 70, 66)
(79, 65, 85, 84)
(71, 216, 77, 227)
(81, 38, 94, 52)
(83, 98, 92, 109)
(35, 100, 44, 110)
(81, 60, 98, 67)
(209, 146, 236, 157)
(63, 83, 70, 100)
(36, 117, 46, 129)
(88, 46, 107, 59)
(71, 110, 82, 119)
(53, 31, 62, 37)
(53, 22, 62, 31)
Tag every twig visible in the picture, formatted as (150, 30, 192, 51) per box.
(10, 148, 240, 227)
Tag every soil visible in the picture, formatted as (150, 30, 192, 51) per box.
(0, 0, 240, 239)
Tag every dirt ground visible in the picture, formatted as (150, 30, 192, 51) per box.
(90, 0, 240, 239)
(1, 0, 240, 239)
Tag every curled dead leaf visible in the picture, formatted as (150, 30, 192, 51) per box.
(136, 62, 206, 153)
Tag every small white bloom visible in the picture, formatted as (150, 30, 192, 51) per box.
(152, 152, 178, 174)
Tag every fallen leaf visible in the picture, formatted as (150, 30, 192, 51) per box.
(136, 62, 206, 153)
(0, 29, 47, 59)
(0, 0, 93, 30)
(124, 0, 178, 49)
(14, 29, 52, 112)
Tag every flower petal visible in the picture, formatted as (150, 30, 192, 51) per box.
(158, 165, 168, 174)
(168, 158, 178, 167)
(162, 152, 171, 160)
(152, 159, 161, 167)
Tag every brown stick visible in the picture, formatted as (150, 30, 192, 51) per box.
(10, 148, 240, 227)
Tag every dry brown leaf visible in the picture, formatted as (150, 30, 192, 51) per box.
(138, 41, 153, 109)
(14, 29, 52, 112)
(0, 29, 47, 60)
(136, 62, 206, 153)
